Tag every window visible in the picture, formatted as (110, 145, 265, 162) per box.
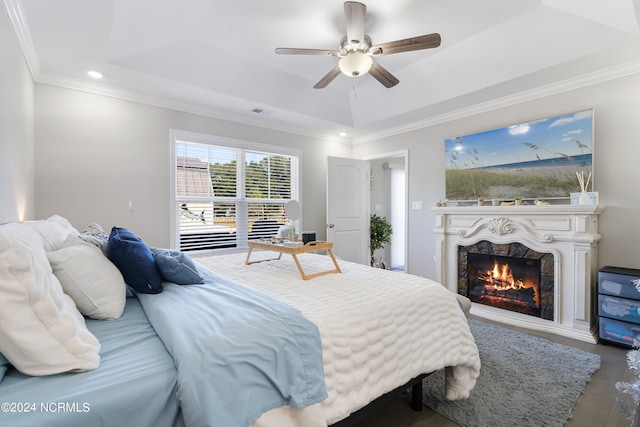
(172, 131, 300, 251)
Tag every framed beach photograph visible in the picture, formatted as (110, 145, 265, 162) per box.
(445, 109, 593, 201)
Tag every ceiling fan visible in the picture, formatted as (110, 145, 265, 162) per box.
(275, 1, 441, 89)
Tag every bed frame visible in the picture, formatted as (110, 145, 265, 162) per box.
(329, 373, 429, 427)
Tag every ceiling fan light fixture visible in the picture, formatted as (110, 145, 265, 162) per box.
(338, 52, 373, 77)
(275, 2, 441, 88)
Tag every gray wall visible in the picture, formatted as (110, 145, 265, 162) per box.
(0, 8, 34, 223)
(353, 73, 640, 279)
(33, 84, 351, 247)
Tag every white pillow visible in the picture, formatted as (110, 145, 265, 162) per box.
(25, 215, 79, 252)
(48, 235, 126, 320)
(0, 223, 100, 376)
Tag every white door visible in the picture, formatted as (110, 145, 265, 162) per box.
(327, 156, 370, 265)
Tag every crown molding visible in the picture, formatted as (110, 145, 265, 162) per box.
(35, 72, 354, 146)
(32, 58, 640, 147)
(352, 59, 640, 145)
(2, 0, 40, 77)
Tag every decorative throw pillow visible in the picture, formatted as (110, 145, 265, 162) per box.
(47, 235, 126, 320)
(0, 223, 100, 376)
(0, 352, 9, 383)
(78, 222, 110, 256)
(151, 248, 204, 285)
(24, 214, 79, 252)
(107, 227, 163, 294)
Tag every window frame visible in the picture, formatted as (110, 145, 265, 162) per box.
(170, 129, 301, 252)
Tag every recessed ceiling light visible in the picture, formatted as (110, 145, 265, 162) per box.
(338, 132, 348, 137)
(87, 70, 103, 79)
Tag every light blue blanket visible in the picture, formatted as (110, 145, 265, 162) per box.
(137, 267, 327, 427)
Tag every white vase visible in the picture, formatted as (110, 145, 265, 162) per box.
(579, 192, 590, 205)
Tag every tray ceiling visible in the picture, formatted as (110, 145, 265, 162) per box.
(5, 0, 640, 143)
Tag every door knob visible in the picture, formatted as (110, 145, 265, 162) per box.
(328, 223, 335, 228)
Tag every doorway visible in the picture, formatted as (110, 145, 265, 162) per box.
(366, 151, 408, 272)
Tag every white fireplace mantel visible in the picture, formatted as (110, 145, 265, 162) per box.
(432, 204, 605, 343)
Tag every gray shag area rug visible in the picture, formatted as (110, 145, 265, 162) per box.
(422, 319, 601, 427)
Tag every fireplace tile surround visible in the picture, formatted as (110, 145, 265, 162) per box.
(432, 205, 604, 343)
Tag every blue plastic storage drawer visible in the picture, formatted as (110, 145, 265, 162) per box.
(599, 317, 640, 347)
(599, 267, 640, 300)
(599, 294, 640, 325)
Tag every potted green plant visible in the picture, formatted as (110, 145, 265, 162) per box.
(515, 196, 523, 205)
(370, 214, 393, 267)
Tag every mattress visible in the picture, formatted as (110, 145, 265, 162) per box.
(0, 299, 181, 427)
(196, 251, 481, 425)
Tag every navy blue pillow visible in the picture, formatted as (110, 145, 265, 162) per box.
(107, 227, 163, 294)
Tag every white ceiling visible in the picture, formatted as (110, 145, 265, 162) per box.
(5, 0, 640, 143)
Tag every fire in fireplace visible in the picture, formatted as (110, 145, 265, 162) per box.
(466, 253, 542, 317)
(458, 241, 554, 320)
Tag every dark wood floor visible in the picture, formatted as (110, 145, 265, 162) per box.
(351, 315, 632, 427)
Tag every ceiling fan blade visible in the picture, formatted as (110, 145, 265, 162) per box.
(369, 61, 399, 88)
(344, 1, 366, 45)
(275, 48, 340, 56)
(313, 65, 341, 89)
(370, 33, 441, 56)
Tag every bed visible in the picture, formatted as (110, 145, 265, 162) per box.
(0, 299, 181, 427)
(0, 216, 480, 427)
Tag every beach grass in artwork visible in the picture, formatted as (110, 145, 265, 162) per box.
(445, 109, 593, 201)
(446, 164, 586, 200)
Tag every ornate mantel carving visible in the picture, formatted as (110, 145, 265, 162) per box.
(487, 217, 513, 235)
(457, 215, 556, 243)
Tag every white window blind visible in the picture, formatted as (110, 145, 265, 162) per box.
(174, 137, 299, 252)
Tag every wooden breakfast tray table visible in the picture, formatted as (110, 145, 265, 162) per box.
(245, 240, 342, 280)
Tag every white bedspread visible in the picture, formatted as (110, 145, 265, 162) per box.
(196, 252, 480, 425)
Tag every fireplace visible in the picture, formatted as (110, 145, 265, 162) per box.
(432, 204, 604, 343)
(460, 241, 554, 320)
